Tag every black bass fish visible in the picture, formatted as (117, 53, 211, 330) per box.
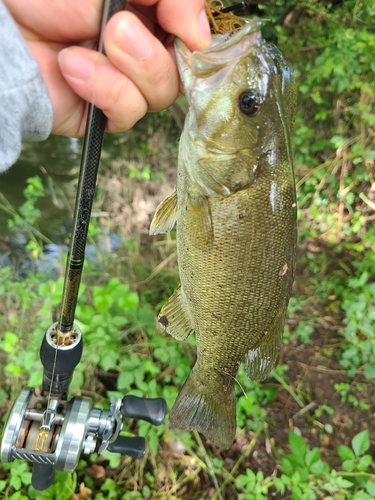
(150, 20, 297, 448)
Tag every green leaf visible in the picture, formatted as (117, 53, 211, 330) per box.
(342, 459, 355, 471)
(352, 430, 370, 457)
(364, 363, 375, 379)
(305, 448, 321, 467)
(342, 346, 358, 359)
(99, 350, 119, 372)
(338, 445, 355, 461)
(10, 475, 21, 490)
(9, 493, 29, 500)
(20, 472, 31, 485)
(336, 477, 354, 488)
(281, 457, 295, 475)
(236, 469, 256, 490)
(148, 429, 159, 457)
(351, 493, 371, 500)
(309, 460, 330, 475)
(1, 331, 19, 352)
(93, 293, 114, 314)
(288, 454, 305, 468)
(291, 470, 301, 483)
(105, 451, 121, 469)
(289, 432, 307, 458)
(366, 481, 375, 496)
(117, 371, 135, 390)
(119, 292, 139, 310)
(28, 371, 42, 387)
(330, 135, 346, 148)
(358, 454, 372, 471)
(291, 484, 303, 499)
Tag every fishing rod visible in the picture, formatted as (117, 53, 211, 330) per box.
(212, 1, 265, 18)
(213, 1, 251, 17)
(0, 0, 166, 491)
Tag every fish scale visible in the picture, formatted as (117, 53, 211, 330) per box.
(150, 20, 297, 448)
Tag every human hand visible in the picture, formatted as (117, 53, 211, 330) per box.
(4, 0, 211, 136)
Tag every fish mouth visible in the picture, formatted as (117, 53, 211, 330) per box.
(175, 19, 262, 80)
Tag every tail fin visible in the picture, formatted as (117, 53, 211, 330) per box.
(169, 365, 236, 449)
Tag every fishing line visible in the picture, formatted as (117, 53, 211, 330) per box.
(215, 367, 248, 398)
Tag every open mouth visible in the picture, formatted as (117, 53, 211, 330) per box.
(176, 20, 262, 80)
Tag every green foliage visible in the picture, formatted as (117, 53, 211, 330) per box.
(235, 469, 278, 499)
(0, 176, 50, 254)
(275, 430, 375, 499)
(27, 472, 75, 500)
(271, 0, 375, 242)
(12, 176, 45, 229)
(1, 461, 31, 492)
(337, 255, 375, 378)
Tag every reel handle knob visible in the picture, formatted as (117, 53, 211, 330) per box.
(31, 463, 55, 491)
(107, 436, 145, 459)
(121, 396, 166, 426)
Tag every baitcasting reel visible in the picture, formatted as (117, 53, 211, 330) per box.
(1, 323, 166, 490)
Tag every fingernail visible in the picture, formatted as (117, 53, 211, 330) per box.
(115, 18, 153, 61)
(198, 10, 212, 48)
(58, 48, 94, 80)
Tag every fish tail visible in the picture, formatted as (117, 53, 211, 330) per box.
(169, 365, 236, 449)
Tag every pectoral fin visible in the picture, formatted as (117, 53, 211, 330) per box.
(149, 189, 177, 235)
(157, 285, 194, 340)
(245, 312, 285, 381)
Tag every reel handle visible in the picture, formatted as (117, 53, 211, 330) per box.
(31, 464, 55, 491)
(107, 436, 145, 458)
(121, 396, 167, 427)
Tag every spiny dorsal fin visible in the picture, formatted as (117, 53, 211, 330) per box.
(157, 285, 194, 340)
(149, 188, 177, 235)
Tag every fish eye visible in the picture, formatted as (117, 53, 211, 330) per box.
(238, 91, 259, 116)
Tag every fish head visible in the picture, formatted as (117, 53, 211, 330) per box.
(175, 20, 296, 195)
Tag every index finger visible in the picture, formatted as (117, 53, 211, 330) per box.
(133, 0, 211, 51)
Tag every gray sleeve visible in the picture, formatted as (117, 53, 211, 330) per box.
(0, 1, 53, 172)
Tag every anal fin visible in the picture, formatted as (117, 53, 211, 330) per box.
(157, 285, 194, 340)
(245, 312, 285, 381)
(149, 188, 177, 235)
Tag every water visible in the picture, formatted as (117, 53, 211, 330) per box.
(0, 132, 125, 246)
(0, 109, 179, 270)
(0, 135, 78, 243)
